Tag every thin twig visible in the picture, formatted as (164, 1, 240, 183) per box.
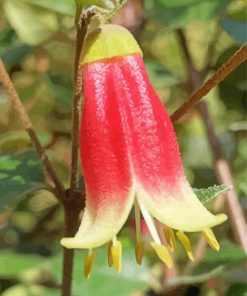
(175, 29, 247, 258)
(171, 42, 247, 122)
(0, 60, 65, 202)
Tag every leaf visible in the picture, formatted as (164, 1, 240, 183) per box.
(145, 0, 231, 28)
(1, 284, 60, 296)
(75, 0, 114, 9)
(226, 284, 247, 296)
(0, 45, 33, 67)
(24, 0, 75, 16)
(221, 19, 247, 44)
(145, 59, 181, 87)
(194, 184, 232, 204)
(194, 240, 247, 274)
(51, 241, 150, 296)
(3, 0, 59, 45)
(0, 150, 46, 212)
(0, 250, 46, 278)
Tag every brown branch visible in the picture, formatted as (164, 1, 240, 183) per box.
(0, 60, 65, 202)
(175, 29, 247, 257)
(171, 42, 247, 122)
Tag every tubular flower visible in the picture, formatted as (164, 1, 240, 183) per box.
(61, 24, 227, 276)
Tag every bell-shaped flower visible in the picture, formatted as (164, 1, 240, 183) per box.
(61, 25, 227, 277)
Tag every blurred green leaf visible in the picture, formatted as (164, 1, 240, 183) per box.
(194, 184, 232, 204)
(1, 45, 33, 67)
(51, 243, 150, 296)
(1, 284, 60, 296)
(0, 150, 46, 212)
(226, 283, 247, 296)
(145, 0, 231, 28)
(0, 250, 45, 278)
(145, 59, 181, 87)
(194, 240, 247, 274)
(221, 19, 247, 44)
(24, 0, 75, 16)
(75, 0, 114, 9)
(3, 0, 59, 45)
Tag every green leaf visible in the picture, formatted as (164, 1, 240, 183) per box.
(1, 45, 33, 67)
(221, 19, 247, 44)
(24, 0, 75, 16)
(226, 284, 247, 296)
(3, 0, 59, 45)
(0, 250, 46, 278)
(194, 184, 232, 204)
(1, 284, 60, 296)
(51, 242, 150, 296)
(145, 59, 181, 87)
(194, 240, 247, 274)
(75, 0, 114, 9)
(145, 0, 231, 28)
(0, 150, 46, 212)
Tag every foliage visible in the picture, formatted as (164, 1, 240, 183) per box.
(0, 0, 246, 295)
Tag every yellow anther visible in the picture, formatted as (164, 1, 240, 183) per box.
(164, 227, 176, 252)
(202, 228, 220, 251)
(135, 241, 144, 265)
(176, 231, 194, 262)
(150, 242, 173, 268)
(84, 250, 96, 279)
(111, 240, 122, 272)
(107, 241, 113, 267)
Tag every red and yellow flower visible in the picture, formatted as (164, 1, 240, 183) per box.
(60, 24, 227, 278)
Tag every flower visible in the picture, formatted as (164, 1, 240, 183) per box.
(60, 24, 227, 278)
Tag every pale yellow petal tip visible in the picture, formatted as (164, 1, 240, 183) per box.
(84, 251, 96, 279)
(164, 227, 176, 252)
(135, 241, 145, 265)
(151, 242, 173, 268)
(82, 24, 142, 65)
(202, 228, 220, 251)
(111, 241, 122, 272)
(60, 238, 82, 249)
(176, 231, 194, 262)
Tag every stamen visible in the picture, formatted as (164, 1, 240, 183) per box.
(84, 249, 96, 279)
(107, 241, 113, 267)
(139, 202, 161, 244)
(202, 228, 220, 251)
(134, 199, 141, 243)
(151, 242, 173, 268)
(176, 231, 194, 262)
(135, 241, 144, 265)
(111, 239, 122, 272)
(164, 227, 176, 252)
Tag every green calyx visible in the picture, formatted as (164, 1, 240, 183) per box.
(81, 24, 142, 65)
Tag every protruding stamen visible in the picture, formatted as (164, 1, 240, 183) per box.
(151, 242, 173, 268)
(139, 202, 161, 244)
(135, 241, 144, 265)
(111, 240, 122, 272)
(176, 231, 194, 262)
(134, 199, 141, 243)
(107, 241, 113, 267)
(202, 228, 220, 251)
(164, 227, 176, 252)
(84, 249, 96, 279)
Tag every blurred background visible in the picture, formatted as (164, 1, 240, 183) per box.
(0, 0, 246, 295)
